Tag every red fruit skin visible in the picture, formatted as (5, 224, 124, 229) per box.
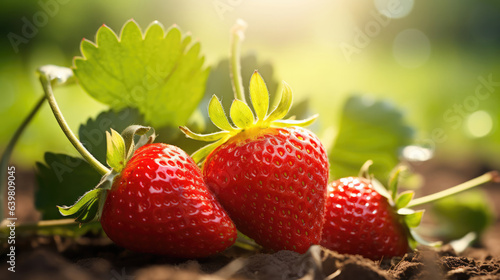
(320, 177, 409, 260)
(203, 126, 329, 253)
(100, 143, 237, 258)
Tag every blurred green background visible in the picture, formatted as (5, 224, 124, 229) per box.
(1, 0, 499, 170)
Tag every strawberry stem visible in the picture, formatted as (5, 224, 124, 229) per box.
(0, 95, 45, 220)
(39, 74, 110, 176)
(229, 19, 247, 103)
(0, 218, 100, 235)
(408, 171, 499, 208)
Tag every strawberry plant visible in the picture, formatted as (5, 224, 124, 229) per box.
(0, 18, 498, 267)
(57, 126, 237, 257)
(181, 71, 329, 253)
(321, 161, 499, 260)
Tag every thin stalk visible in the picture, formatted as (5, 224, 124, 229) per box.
(0, 218, 100, 235)
(0, 95, 45, 220)
(229, 19, 247, 103)
(40, 75, 109, 176)
(408, 171, 499, 208)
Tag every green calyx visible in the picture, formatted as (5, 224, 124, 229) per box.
(58, 125, 156, 224)
(359, 160, 440, 250)
(181, 70, 318, 164)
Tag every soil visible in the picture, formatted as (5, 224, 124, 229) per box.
(1, 157, 499, 280)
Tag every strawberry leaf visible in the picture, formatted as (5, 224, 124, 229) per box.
(35, 153, 102, 220)
(78, 108, 145, 166)
(329, 95, 414, 183)
(73, 20, 209, 128)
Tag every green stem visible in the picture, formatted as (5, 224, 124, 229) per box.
(0, 95, 45, 220)
(40, 75, 109, 176)
(229, 19, 247, 103)
(0, 218, 100, 236)
(408, 171, 499, 208)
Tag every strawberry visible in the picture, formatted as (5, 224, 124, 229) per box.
(320, 177, 409, 260)
(181, 71, 329, 253)
(59, 126, 237, 258)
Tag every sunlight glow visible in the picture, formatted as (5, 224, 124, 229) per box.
(466, 110, 493, 138)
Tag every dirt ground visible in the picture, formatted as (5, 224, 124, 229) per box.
(1, 156, 499, 280)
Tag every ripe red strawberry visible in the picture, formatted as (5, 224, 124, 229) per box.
(59, 127, 237, 258)
(320, 177, 409, 260)
(181, 71, 329, 253)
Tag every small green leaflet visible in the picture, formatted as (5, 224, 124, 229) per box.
(35, 153, 102, 220)
(73, 20, 209, 128)
(329, 95, 414, 183)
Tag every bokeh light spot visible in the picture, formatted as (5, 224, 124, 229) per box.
(465, 110, 493, 138)
(392, 29, 431, 69)
(375, 0, 414, 19)
(402, 145, 434, 162)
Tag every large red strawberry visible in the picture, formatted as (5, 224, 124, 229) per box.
(59, 126, 237, 258)
(320, 176, 409, 260)
(181, 71, 329, 253)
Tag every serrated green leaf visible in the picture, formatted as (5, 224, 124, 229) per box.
(106, 129, 126, 171)
(79, 108, 145, 166)
(73, 20, 209, 127)
(35, 153, 102, 220)
(230, 99, 255, 129)
(403, 210, 424, 228)
(329, 95, 414, 183)
(208, 95, 233, 131)
(249, 71, 269, 122)
(395, 191, 414, 209)
(267, 81, 293, 122)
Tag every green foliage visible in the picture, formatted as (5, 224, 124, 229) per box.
(35, 153, 102, 220)
(73, 20, 209, 128)
(329, 95, 414, 182)
(78, 107, 144, 166)
(430, 189, 495, 241)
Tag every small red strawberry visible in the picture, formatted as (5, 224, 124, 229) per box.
(321, 163, 500, 260)
(320, 177, 409, 260)
(59, 126, 237, 258)
(181, 71, 329, 253)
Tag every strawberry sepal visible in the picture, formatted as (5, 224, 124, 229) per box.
(359, 161, 442, 252)
(57, 125, 156, 223)
(182, 70, 318, 164)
